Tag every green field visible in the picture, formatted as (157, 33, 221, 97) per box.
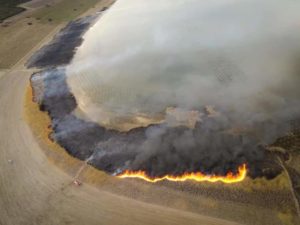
(32, 0, 101, 23)
(0, 0, 110, 68)
(0, 0, 30, 22)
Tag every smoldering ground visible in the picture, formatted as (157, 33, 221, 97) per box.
(27, 15, 99, 69)
(31, 0, 300, 179)
(32, 68, 286, 179)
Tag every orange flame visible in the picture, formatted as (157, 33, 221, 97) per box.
(117, 164, 247, 183)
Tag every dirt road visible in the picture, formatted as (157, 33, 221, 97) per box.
(0, 13, 240, 225)
(0, 71, 243, 225)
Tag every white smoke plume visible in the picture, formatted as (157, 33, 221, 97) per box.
(58, 0, 300, 176)
(66, 0, 300, 126)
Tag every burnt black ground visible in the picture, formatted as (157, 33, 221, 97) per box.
(30, 66, 284, 179)
(27, 15, 98, 68)
(28, 15, 294, 180)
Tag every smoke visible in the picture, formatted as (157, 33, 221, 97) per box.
(67, 0, 300, 119)
(59, 0, 300, 176)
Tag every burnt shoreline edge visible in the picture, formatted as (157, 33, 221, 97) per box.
(27, 14, 285, 180)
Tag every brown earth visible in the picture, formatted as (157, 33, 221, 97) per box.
(0, 50, 241, 225)
(0, 0, 115, 68)
(0, 0, 299, 224)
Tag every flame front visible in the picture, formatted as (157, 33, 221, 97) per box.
(117, 164, 247, 183)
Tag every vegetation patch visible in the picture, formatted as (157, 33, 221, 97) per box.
(32, 0, 102, 23)
(0, 0, 30, 22)
(23, 84, 83, 176)
(0, 21, 56, 68)
(278, 210, 295, 225)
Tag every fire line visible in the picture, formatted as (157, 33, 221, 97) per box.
(117, 164, 247, 183)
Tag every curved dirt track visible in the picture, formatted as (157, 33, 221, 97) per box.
(0, 50, 241, 225)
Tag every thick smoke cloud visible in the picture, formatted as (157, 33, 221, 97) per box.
(58, 0, 300, 176)
(67, 0, 300, 121)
